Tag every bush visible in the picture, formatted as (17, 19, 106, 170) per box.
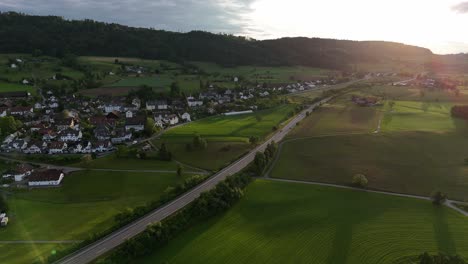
(352, 174, 368, 187)
(431, 191, 447, 205)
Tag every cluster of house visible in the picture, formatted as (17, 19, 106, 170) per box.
(351, 95, 381, 107)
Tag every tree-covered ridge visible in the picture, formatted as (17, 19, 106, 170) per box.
(0, 12, 433, 70)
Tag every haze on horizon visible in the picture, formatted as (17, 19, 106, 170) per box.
(1, 0, 468, 54)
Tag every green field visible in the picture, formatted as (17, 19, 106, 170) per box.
(0, 170, 190, 263)
(163, 105, 295, 142)
(156, 105, 296, 170)
(381, 101, 464, 132)
(153, 141, 251, 171)
(75, 153, 179, 171)
(0, 81, 37, 96)
(271, 132, 468, 201)
(140, 179, 468, 264)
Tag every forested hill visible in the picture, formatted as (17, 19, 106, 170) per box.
(0, 12, 433, 70)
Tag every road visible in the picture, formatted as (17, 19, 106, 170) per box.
(262, 178, 468, 217)
(55, 96, 334, 264)
(0, 155, 207, 175)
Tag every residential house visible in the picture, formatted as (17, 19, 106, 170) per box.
(132, 98, 141, 109)
(180, 112, 191, 122)
(165, 114, 179, 126)
(59, 129, 82, 142)
(111, 128, 132, 144)
(146, 100, 168, 111)
(94, 125, 111, 140)
(104, 101, 123, 113)
(72, 141, 92, 154)
(23, 141, 44, 154)
(0, 213, 8, 227)
(0, 108, 7, 117)
(28, 169, 65, 186)
(125, 110, 134, 118)
(187, 97, 203, 107)
(55, 118, 75, 131)
(125, 116, 145, 132)
(92, 141, 113, 152)
(9, 106, 33, 116)
(49, 141, 67, 154)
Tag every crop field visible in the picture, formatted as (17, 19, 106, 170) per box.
(163, 105, 295, 142)
(288, 97, 382, 138)
(140, 179, 468, 264)
(0, 170, 190, 263)
(271, 132, 468, 201)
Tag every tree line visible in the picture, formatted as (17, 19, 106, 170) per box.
(0, 12, 435, 70)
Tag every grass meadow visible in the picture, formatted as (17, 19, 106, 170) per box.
(140, 179, 468, 264)
(0, 170, 190, 263)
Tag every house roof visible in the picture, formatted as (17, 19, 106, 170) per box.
(29, 169, 63, 182)
(125, 116, 145, 126)
(49, 141, 65, 149)
(16, 163, 34, 174)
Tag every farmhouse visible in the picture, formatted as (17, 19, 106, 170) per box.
(2, 163, 34, 182)
(28, 169, 64, 186)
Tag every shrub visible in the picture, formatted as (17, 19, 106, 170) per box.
(352, 174, 368, 187)
(431, 191, 447, 205)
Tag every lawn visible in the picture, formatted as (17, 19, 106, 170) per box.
(75, 153, 179, 171)
(163, 104, 296, 142)
(140, 179, 468, 264)
(271, 132, 468, 201)
(0, 81, 37, 96)
(110, 76, 173, 89)
(153, 141, 251, 171)
(0, 244, 66, 264)
(0, 170, 190, 263)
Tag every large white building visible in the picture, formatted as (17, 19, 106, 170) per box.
(28, 169, 64, 186)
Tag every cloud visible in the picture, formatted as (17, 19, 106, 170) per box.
(452, 1, 468, 13)
(0, 0, 259, 35)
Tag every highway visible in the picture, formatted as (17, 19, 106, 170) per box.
(55, 96, 333, 264)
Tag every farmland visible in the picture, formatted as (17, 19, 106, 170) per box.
(0, 170, 191, 263)
(270, 132, 468, 201)
(156, 104, 296, 170)
(140, 179, 468, 264)
(163, 104, 296, 142)
(74, 153, 179, 171)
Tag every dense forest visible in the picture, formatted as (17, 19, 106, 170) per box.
(0, 11, 454, 71)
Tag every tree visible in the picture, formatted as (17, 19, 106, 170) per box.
(249, 136, 259, 145)
(192, 134, 207, 150)
(170, 82, 181, 97)
(177, 164, 184, 178)
(116, 145, 129, 158)
(0, 195, 8, 213)
(255, 115, 262, 122)
(144, 117, 156, 136)
(159, 143, 172, 161)
(253, 152, 267, 175)
(352, 174, 368, 187)
(431, 191, 447, 205)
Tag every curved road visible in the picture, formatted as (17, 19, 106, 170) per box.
(54, 97, 333, 264)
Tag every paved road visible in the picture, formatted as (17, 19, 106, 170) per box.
(263, 178, 468, 217)
(55, 96, 334, 264)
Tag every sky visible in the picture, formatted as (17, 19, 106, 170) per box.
(1, 0, 468, 54)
